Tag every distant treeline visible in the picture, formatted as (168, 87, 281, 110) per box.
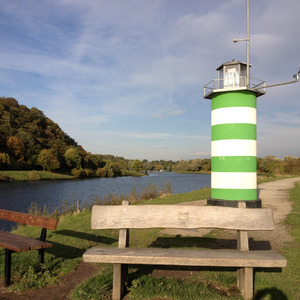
(1, 97, 299, 179)
(141, 156, 300, 176)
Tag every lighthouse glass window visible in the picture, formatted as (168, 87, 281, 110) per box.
(224, 65, 240, 88)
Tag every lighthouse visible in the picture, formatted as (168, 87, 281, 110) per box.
(204, 59, 265, 207)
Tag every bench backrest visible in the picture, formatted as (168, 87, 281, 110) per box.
(0, 209, 58, 230)
(91, 204, 274, 231)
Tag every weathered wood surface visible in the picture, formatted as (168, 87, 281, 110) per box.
(113, 200, 129, 300)
(0, 231, 53, 252)
(0, 209, 58, 230)
(83, 247, 287, 268)
(91, 205, 274, 231)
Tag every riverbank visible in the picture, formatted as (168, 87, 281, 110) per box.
(0, 169, 146, 182)
(1, 177, 300, 299)
(0, 170, 73, 181)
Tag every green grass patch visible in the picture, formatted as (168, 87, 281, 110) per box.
(0, 170, 72, 181)
(71, 267, 113, 300)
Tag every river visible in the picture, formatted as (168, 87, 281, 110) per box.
(0, 172, 210, 231)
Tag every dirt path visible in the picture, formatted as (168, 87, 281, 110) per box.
(162, 177, 300, 250)
(1, 177, 299, 299)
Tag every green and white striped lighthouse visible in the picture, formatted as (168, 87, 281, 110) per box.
(204, 59, 265, 207)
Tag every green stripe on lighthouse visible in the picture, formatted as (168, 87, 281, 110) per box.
(212, 156, 257, 172)
(212, 123, 256, 140)
(212, 91, 257, 110)
(211, 188, 257, 201)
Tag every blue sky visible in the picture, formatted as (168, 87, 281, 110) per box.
(0, 0, 299, 161)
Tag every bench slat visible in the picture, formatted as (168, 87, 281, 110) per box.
(0, 209, 58, 230)
(0, 231, 53, 252)
(83, 247, 287, 268)
(91, 205, 274, 231)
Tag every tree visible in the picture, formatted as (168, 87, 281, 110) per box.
(37, 149, 60, 171)
(283, 156, 300, 174)
(0, 152, 10, 169)
(258, 155, 282, 175)
(173, 160, 190, 173)
(64, 147, 82, 169)
(130, 159, 143, 172)
(7, 136, 25, 161)
(189, 159, 204, 172)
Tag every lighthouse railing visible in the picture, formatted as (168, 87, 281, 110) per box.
(204, 76, 266, 97)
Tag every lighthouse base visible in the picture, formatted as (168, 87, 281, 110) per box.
(207, 198, 261, 208)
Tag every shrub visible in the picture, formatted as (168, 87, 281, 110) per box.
(71, 168, 85, 178)
(96, 167, 107, 177)
(83, 168, 95, 178)
(28, 170, 41, 181)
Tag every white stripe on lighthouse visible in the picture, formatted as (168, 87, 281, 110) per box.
(211, 140, 257, 157)
(211, 107, 256, 126)
(211, 172, 257, 189)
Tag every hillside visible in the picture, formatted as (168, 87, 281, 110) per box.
(0, 97, 146, 179)
(0, 97, 86, 172)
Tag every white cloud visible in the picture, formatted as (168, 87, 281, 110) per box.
(0, 0, 299, 160)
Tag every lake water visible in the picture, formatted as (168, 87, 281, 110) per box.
(0, 172, 210, 231)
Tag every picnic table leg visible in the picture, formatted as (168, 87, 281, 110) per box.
(4, 249, 12, 287)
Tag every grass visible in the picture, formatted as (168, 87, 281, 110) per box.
(0, 170, 72, 181)
(1, 178, 300, 299)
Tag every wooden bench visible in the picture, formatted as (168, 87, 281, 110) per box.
(83, 201, 287, 300)
(0, 209, 58, 287)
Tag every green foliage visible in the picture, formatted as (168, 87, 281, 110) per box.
(64, 147, 82, 169)
(71, 168, 95, 179)
(130, 159, 143, 172)
(96, 167, 107, 177)
(258, 155, 283, 175)
(0, 97, 78, 171)
(37, 149, 60, 171)
(283, 156, 300, 174)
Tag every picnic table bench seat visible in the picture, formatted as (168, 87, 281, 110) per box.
(83, 201, 287, 300)
(0, 209, 58, 287)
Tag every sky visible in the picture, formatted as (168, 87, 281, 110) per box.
(0, 0, 299, 161)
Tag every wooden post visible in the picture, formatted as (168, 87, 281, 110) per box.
(112, 200, 130, 300)
(237, 201, 253, 299)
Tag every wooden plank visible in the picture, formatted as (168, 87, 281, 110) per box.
(0, 231, 53, 252)
(83, 247, 287, 268)
(0, 209, 58, 230)
(91, 205, 274, 231)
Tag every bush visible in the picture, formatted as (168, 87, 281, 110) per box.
(71, 168, 85, 179)
(96, 167, 107, 177)
(83, 168, 95, 178)
(28, 170, 41, 181)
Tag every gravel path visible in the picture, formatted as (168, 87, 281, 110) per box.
(162, 177, 300, 251)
